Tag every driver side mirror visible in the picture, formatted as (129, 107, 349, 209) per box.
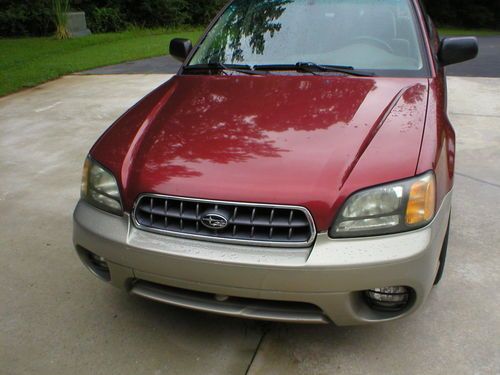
(169, 38, 193, 62)
(438, 37, 478, 66)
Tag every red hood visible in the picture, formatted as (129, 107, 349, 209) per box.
(92, 75, 429, 231)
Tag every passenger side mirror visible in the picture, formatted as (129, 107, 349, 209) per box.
(438, 37, 478, 66)
(169, 38, 193, 62)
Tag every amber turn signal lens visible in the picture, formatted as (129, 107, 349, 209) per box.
(406, 174, 436, 225)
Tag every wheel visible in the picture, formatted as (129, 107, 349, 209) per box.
(434, 219, 450, 285)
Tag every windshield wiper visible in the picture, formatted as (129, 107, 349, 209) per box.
(297, 62, 375, 76)
(254, 62, 375, 77)
(184, 62, 267, 76)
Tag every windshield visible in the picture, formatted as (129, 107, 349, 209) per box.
(188, 0, 428, 76)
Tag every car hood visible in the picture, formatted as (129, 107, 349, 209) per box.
(92, 75, 429, 231)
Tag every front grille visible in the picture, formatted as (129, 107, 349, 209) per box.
(133, 195, 316, 247)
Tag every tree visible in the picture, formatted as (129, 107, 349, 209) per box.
(423, 0, 499, 29)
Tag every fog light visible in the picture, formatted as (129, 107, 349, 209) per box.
(89, 253, 109, 272)
(77, 246, 111, 282)
(364, 286, 411, 311)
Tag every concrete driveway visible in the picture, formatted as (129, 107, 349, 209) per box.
(1, 75, 499, 375)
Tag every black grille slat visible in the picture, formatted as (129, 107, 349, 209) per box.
(230, 217, 308, 228)
(139, 205, 199, 220)
(134, 195, 315, 246)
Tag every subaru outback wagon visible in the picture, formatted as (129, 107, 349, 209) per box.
(73, 0, 478, 325)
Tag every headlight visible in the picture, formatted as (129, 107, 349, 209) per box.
(81, 157, 123, 215)
(330, 172, 436, 238)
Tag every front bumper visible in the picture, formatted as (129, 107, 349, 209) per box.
(73, 192, 451, 326)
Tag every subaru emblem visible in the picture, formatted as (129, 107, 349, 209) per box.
(201, 212, 229, 230)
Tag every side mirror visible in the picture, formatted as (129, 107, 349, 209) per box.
(438, 37, 478, 66)
(169, 38, 193, 62)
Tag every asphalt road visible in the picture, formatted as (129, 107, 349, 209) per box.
(1, 74, 499, 374)
(445, 36, 500, 77)
(82, 36, 500, 77)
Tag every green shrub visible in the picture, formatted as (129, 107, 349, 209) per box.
(120, 0, 189, 28)
(0, 0, 225, 36)
(0, 1, 54, 36)
(186, 0, 227, 25)
(2, 0, 497, 37)
(88, 7, 126, 33)
(423, 0, 499, 29)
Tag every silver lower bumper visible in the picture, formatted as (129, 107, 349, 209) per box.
(73, 192, 452, 326)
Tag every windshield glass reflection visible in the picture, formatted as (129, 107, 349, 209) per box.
(189, 0, 425, 73)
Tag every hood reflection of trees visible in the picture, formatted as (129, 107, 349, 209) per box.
(138, 77, 376, 182)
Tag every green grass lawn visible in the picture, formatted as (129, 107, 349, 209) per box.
(439, 27, 500, 37)
(0, 28, 203, 97)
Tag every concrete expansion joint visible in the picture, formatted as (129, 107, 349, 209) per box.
(449, 112, 500, 118)
(456, 172, 500, 189)
(245, 327, 269, 375)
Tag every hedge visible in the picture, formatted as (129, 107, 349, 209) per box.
(423, 0, 500, 30)
(0, 0, 498, 37)
(0, 0, 54, 36)
(0, 0, 226, 36)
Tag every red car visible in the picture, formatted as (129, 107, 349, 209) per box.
(74, 0, 478, 325)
